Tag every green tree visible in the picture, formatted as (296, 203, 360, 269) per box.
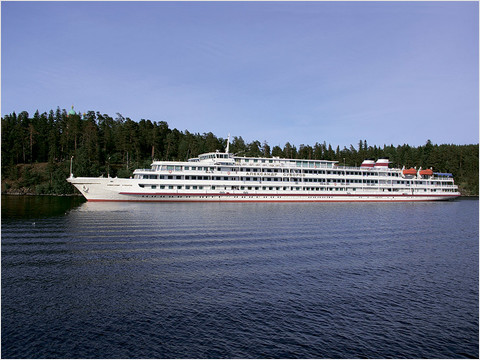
(1, 107, 478, 195)
(271, 145, 283, 158)
(246, 140, 262, 157)
(230, 136, 247, 155)
(262, 141, 271, 158)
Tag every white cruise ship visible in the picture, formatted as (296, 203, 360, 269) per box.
(67, 139, 460, 202)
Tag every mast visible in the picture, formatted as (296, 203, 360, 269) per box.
(69, 156, 74, 178)
(226, 133, 230, 154)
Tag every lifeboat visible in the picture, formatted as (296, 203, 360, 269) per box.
(419, 169, 433, 176)
(403, 168, 417, 176)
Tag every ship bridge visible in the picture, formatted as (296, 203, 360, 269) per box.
(189, 150, 235, 165)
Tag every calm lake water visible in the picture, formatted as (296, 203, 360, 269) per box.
(2, 195, 478, 358)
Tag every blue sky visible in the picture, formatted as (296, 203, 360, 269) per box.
(2, 1, 478, 149)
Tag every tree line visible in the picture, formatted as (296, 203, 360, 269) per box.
(1, 107, 478, 195)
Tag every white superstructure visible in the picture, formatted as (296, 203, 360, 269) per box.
(67, 140, 460, 202)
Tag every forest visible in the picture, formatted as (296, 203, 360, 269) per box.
(1, 107, 478, 196)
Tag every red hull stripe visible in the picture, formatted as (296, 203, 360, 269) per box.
(88, 198, 457, 203)
(118, 192, 459, 198)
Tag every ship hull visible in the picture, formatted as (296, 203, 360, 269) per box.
(68, 177, 460, 202)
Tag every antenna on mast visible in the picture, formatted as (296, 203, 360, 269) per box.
(226, 133, 230, 154)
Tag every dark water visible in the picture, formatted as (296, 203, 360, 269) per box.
(2, 195, 478, 359)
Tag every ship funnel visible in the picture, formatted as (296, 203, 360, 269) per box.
(374, 159, 389, 168)
(361, 159, 375, 168)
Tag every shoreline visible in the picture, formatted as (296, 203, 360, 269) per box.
(2, 192, 82, 197)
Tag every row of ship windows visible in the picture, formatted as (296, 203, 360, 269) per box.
(152, 166, 399, 177)
(140, 185, 329, 191)
(138, 184, 454, 192)
(158, 160, 336, 168)
(137, 175, 447, 186)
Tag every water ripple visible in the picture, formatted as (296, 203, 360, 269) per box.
(2, 200, 478, 358)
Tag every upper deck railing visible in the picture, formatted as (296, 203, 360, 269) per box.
(138, 158, 455, 183)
